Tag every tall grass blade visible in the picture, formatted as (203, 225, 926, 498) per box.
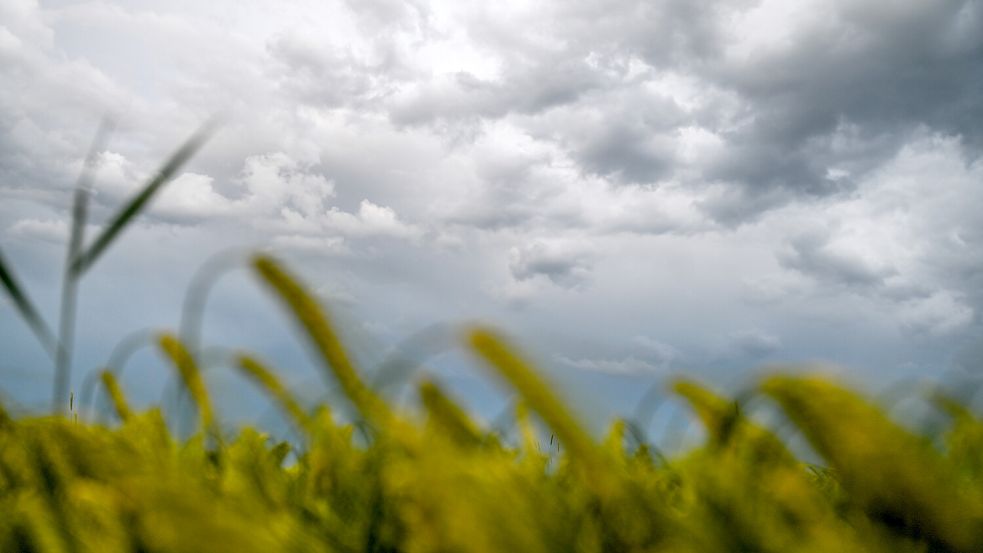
(251, 254, 390, 425)
(80, 329, 155, 418)
(158, 333, 217, 438)
(930, 389, 975, 421)
(0, 246, 58, 357)
(514, 401, 541, 456)
(370, 323, 454, 393)
(671, 378, 738, 444)
(931, 389, 983, 481)
(99, 370, 131, 422)
(671, 378, 792, 462)
(72, 119, 218, 275)
(65, 118, 114, 277)
(762, 375, 983, 552)
(418, 378, 483, 447)
(0, 399, 10, 429)
(53, 117, 115, 413)
(178, 249, 245, 359)
(236, 354, 311, 431)
(466, 327, 602, 472)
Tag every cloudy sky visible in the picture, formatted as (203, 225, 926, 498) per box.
(2, 0, 983, 429)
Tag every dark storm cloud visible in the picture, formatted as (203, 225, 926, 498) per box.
(374, 0, 983, 223)
(694, 1, 983, 216)
(237, 0, 983, 230)
(536, 90, 689, 185)
(576, 124, 675, 184)
(719, 2, 983, 139)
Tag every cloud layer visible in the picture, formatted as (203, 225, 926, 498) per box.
(2, 0, 983, 418)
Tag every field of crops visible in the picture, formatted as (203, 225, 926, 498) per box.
(1, 252, 982, 552)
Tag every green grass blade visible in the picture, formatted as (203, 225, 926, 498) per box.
(158, 333, 217, 438)
(236, 354, 311, 432)
(0, 245, 58, 357)
(671, 378, 738, 443)
(671, 378, 793, 463)
(930, 389, 975, 421)
(466, 327, 602, 472)
(99, 370, 132, 422)
(251, 254, 390, 425)
(0, 399, 10, 429)
(762, 375, 983, 552)
(72, 119, 218, 275)
(53, 117, 115, 413)
(418, 378, 484, 447)
(514, 401, 541, 457)
(65, 117, 114, 277)
(602, 418, 628, 460)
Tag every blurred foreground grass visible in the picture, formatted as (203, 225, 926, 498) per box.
(3, 253, 983, 552)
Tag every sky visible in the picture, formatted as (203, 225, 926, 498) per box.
(2, 0, 983, 432)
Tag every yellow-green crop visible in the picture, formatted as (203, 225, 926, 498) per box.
(1, 254, 982, 552)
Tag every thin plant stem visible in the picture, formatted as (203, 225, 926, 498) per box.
(53, 118, 114, 413)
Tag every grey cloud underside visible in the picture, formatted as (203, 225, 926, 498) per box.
(509, 241, 592, 289)
(779, 233, 895, 289)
